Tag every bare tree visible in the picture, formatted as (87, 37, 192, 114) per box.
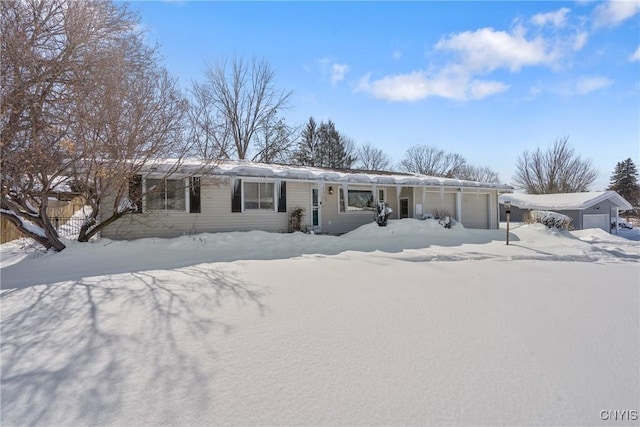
(193, 57, 292, 161)
(512, 136, 598, 193)
(399, 145, 466, 178)
(457, 165, 500, 183)
(1, 0, 189, 250)
(72, 70, 189, 243)
(252, 111, 298, 164)
(187, 82, 234, 159)
(339, 136, 359, 170)
(356, 143, 392, 171)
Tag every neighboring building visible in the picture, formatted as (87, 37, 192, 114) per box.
(101, 160, 513, 240)
(498, 191, 633, 233)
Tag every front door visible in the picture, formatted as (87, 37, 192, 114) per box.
(312, 188, 321, 232)
(400, 198, 409, 219)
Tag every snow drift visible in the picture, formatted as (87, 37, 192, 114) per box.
(1, 221, 639, 426)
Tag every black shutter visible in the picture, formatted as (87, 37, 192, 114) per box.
(190, 177, 201, 213)
(129, 174, 143, 213)
(278, 181, 287, 212)
(231, 179, 242, 212)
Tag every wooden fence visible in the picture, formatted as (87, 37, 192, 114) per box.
(1, 197, 85, 244)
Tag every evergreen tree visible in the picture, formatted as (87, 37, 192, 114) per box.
(293, 117, 319, 166)
(608, 158, 640, 205)
(293, 117, 357, 169)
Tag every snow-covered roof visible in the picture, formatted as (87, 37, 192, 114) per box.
(146, 159, 514, 190)
(498, 191, 633, 211)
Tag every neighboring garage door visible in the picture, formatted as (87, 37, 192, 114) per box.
(424, 192, 456, 218)
(583, 214, 610, 232)
(462, 193, 489, 229)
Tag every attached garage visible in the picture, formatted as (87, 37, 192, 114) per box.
(462, 193, 490, 229)
(424, 191, 456, 217)
(582, 214, 610, 232)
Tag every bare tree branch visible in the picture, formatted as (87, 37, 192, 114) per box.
(193, 57, 292, 161)
(1, 0, 190, 250)
(356, 143, 392, 171)
(512, 136, 598, 193)
(399, 145, 465, 178)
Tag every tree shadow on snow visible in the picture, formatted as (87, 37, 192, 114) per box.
(0, 266, 267, 426)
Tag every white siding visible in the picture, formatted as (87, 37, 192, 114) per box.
(101, 178, 312, 239)
(321, 185, 376, 235)
(101, 178, 501, 238)
(286, 181, 313, 230)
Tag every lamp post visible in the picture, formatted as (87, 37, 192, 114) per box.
(504, 200, 511, 245)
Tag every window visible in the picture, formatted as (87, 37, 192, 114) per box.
(146, 178, 186, 211)
(378, 189, 385, 203)
(244, 182, 274, 211)
(348, 190, 374, 211)
(339, 188, 375, 212)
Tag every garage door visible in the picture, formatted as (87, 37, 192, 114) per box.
(583, 214, 609, 232)
(462, 193, 489, 229)
(424, 192, 456, 218)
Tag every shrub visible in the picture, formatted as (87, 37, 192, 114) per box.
(524, 210, 573, 230)
(432, 209, 457, 229)
(288, 207, 305, 232)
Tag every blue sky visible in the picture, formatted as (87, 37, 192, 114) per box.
(131, 0, 639, 189)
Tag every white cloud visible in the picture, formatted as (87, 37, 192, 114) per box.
(631, 46, 640, 61)
(392, 50, 402, 60)
(531, 8, 571, 27)
(572, 31, 588, 51)
(593, 0, 640, 28)
(435, 27, 558, 72)
(317, 58, 350, 85)
(331, 63, 350, 85)
(355, 67, 509, 102)
(355, 7, 606, 103)
(574, 76, 613, 94)
(468, 80, 511, 100)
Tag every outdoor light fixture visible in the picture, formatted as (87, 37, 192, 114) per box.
(504, 200, 512, 245)
(328, 186, 334, 195)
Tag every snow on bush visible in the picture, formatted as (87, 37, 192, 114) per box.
(525, 210, 573, 230)
(432, 208, 458, 229)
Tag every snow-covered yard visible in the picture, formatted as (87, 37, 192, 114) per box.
(1, 220, 639, 426)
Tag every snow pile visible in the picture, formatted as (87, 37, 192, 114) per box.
(499, 191, 633, 211)
(526, 209, 573, 229)
(152, 158, 513, 189)
(1, 221, 639, 426)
